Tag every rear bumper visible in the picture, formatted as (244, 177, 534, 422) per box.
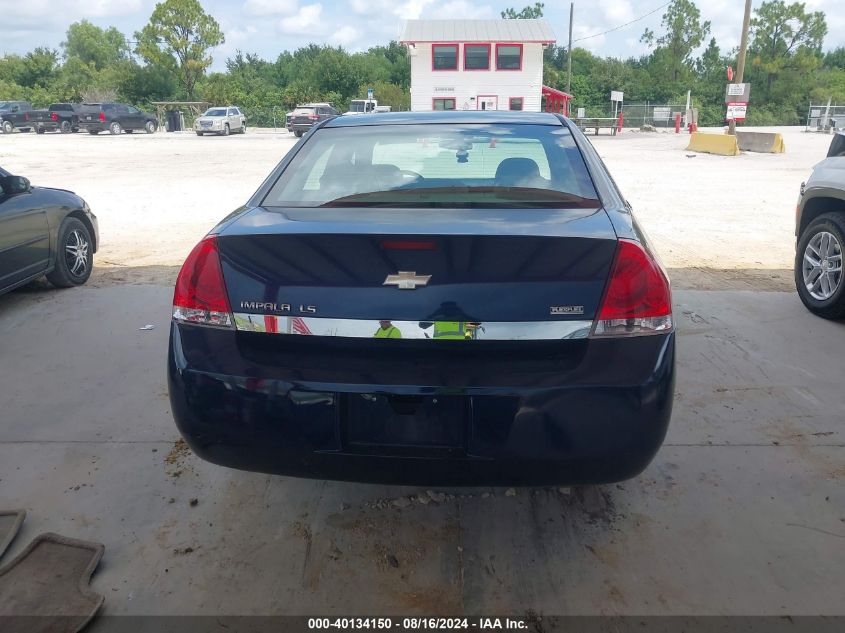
(168, 324, 675, 485)
(291, 123, 316, 133)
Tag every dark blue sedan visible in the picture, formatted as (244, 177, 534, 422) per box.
(168, 111, 675, 485)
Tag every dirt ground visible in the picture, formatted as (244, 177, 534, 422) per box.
(0, 124, 831, 290)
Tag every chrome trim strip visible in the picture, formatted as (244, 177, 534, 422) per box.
(233, 313, 592, 340)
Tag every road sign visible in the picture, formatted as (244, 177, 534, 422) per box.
(610, 90, 623, 102)
(726, 103, 747, 121)
(725, 83, 751, 103)
(367, 87, 374, 100)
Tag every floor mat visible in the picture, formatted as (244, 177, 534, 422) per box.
(0, 532, 104, 633)
(0, 510, 26, 560)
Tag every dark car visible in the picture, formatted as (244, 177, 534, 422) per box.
(794, 132, 845, 319)
(290, 103, 338, 137)
(34, 103, 81, 134)
(0, 101, 34, 134)
(168, 111, 675, 486)
(0, 166, 98, 295)
(77, 103, 158, 135)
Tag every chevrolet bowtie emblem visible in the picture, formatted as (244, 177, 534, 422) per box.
(383, 271, 431, 290)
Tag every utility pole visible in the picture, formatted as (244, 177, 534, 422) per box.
(566, 3, 574, 94)
(729, 0, 752, 135)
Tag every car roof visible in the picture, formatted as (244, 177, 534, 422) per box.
(323, 110, 564, 127)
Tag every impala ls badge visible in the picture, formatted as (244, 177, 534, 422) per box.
(550, 305, 584, 315)
(383, 271, 431, 290)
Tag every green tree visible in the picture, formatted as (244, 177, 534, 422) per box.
(63, 21, 130, 69)
(749, 0, 827, 95)
(642, 0, 711, 83)
(18, 48, 60, 88)
(824, 47, 845, 70)
(501, 2, 543, 19)
(135, 0, 224, 99)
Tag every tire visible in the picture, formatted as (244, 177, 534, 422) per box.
(145, 120, 157, 134)
(223, 124, 230, 136)
(795, 212, 845, 319)
(1, 120, 12, 134)
(294, 130, 303, 138)
(109, 121, 122, 135)
(240, 122, 246, 134)
(196, 131, 204, 136)
(46, 217, 94, 288)
(60, 120, 72, 134)
(36, 126, 46, 134)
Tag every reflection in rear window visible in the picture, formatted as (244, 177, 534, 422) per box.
(264, 123, 600, 209)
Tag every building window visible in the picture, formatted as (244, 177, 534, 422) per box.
(432, 45, 458, 70)
(464, 44, 490, 70)
(509, 97, 524, 111)
(433, 98, 456, 111)
(496, 44, 522, 70)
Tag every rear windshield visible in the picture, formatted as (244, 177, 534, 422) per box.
(294, 107, 316, 116)
(204, 108, 227, 116)
(264, 123, 600, 209)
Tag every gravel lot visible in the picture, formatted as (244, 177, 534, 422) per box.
(0, 124, 832, 289)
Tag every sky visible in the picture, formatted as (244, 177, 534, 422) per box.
(1, 0, 843, 72)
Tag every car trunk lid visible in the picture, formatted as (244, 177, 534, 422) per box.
(216, 207, 617, 330)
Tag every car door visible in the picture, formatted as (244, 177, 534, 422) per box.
(0, 174, 50, 291)
(123, 105, 144, 130)
(226, 108, 237, 130)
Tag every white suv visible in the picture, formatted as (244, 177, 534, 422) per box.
(195, 106, 246, 136)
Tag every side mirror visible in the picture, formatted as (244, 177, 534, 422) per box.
(0, 175, 31, 196)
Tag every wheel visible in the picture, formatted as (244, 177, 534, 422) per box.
(72, 127, 79, 133)
(196, 131, 204, 136)
(36, 126, 46, 134)
(240, 122, 246, 134)
(795, 212, 845, 319)
(46, 217, 94, 288)
(88, 129, 99, 135)
(60, 120, 72, 134)
(145, 120, 157, 134)
(223, 124, 230, 136)
(294, 130, 303, 138)
(109, 121, 122, 135)
(1, 120, 12, 134)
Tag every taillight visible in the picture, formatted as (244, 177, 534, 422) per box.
(51, 113, 58, 121)
(308, 114, 319, 120)
(591, 239, 673, 337)
(99, 111, 105, 122)
(172, 236, 233, 328)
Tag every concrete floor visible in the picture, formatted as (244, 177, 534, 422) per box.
(0, 283, 843, 616)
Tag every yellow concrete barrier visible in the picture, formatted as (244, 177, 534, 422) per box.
(736, 131, 786, 153)
(686, 132, 740, 156)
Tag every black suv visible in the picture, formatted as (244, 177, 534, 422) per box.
(77, 103, 158, 135)
(290, 103, 338, 137)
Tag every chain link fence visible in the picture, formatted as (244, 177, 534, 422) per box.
(805, 103, 845, 133)
(615, 103, 688, 129)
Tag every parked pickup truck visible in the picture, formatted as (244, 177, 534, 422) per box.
(0, 101, 35, 134)
(33, 104, 81, 134)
